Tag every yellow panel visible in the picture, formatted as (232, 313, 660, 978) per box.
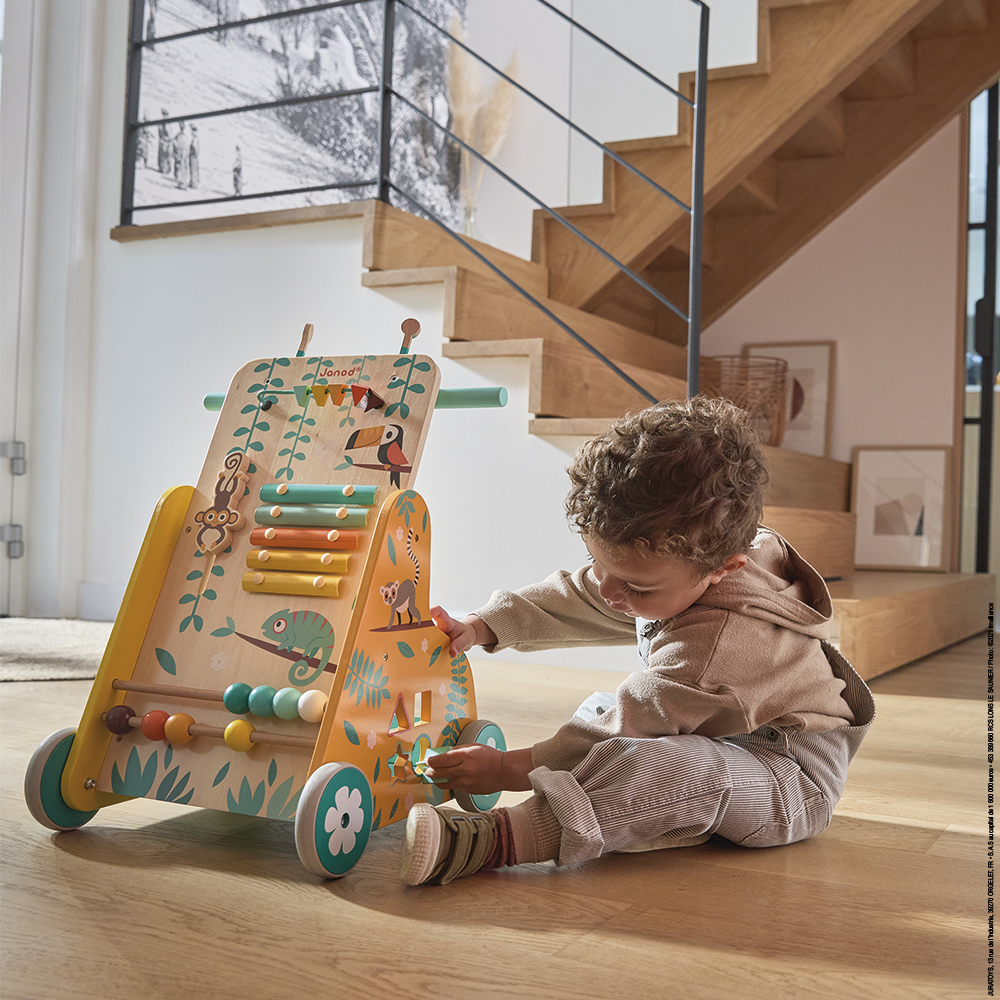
(62, 485, 194, 811)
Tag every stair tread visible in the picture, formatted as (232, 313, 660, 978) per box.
(829, 570, 989, 604)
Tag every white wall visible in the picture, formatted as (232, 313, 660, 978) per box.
(1, 0, 969, 671)
(464, 0, 758, 255)
(705, 118, 963, 464)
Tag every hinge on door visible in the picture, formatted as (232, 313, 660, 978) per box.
(0, 441, 26, 476)
(0, 524, 24, 559)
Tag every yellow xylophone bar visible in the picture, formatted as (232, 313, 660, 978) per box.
(242, 571, 343, 597)
(246, 549, 351, 574)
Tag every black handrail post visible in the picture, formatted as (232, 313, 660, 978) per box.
(377, 0, 396, 204)
(119, 0, 147, 227)
(975, 82, 999, 573)
(687, 2, 709, 399)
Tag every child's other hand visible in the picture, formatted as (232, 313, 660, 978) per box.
(424, 745, 533, 793)
(430, 606, 494, 657)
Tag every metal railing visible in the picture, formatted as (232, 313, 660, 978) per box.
(120, 0, 709, 399)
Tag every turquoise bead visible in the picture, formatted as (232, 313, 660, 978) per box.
(248, 685, 277, 717)
(272, 687, 301, 720)
(223, 682, 252, 715)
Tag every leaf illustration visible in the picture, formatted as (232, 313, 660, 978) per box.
(155, 648, 177, 675)
(213, 762, 231, 787)
(397, 642, 414, 658)
(344, 719, 360, 745)
(389, 799, 399, 820)
(268, 758, 278, 786)
(265, 775, 296, 819)
(279, 789, 302, 822)
(387, 538, 397, 564)
(373, 757, 381, 784)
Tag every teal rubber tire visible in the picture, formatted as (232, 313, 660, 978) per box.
(454, 719, 507, 813)
(24, 729, 99, 832)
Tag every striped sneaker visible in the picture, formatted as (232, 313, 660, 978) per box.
(399, 804, 496, 885)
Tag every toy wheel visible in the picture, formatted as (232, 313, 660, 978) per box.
(454, 719, 507, 813)
(24, 729, 99, 832)
(295, 762, 373, 878)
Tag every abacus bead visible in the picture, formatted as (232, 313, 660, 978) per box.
(164, 713, 195, 744)
(223, 682, 252, 715)
(272, 687, 301, 720)
(224, 719, 256, 753)
(297, 690, 327, 724)
(141, 710, 169, 741)
(105, 704, 135, 735)
(248, 684, 277, 717)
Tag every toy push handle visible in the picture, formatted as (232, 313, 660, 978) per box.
(434, 387, 507, 409)
(203, 387, 508, 412)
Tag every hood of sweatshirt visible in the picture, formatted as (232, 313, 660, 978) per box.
(692, 527, 832, 639)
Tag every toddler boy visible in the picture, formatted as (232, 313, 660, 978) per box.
(399, 396, 874, 885)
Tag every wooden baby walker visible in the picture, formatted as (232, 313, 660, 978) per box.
(24, 320, 509, 878)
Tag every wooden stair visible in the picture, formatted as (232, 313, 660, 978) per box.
(829, 570, 992, 679)
(532, 0, 1000, 344)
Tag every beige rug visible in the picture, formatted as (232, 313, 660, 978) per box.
(0, 618, 113, 681)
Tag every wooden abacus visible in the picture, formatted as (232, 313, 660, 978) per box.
(24, 320, 509, 878)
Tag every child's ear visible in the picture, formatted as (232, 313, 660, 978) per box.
(706, 554, 748, 585)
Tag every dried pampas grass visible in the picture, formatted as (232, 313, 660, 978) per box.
(446, 17, 518, 235)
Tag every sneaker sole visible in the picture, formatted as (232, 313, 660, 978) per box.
(399, 803, 443, 885)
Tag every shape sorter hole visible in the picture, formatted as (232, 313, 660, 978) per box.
(413, 690, 431, 726)
(387, 693, 410, 735)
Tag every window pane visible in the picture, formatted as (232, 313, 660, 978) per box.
(969, 90, 988, 226)
(129, 98, 378, 225)
(138, 4, 383, 124)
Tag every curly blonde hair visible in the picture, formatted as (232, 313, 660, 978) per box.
(565, 396, 769, 575)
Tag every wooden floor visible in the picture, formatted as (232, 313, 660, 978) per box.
(2, 634, 987, 1000)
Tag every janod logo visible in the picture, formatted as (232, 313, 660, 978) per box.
(318, 366, 360, 378)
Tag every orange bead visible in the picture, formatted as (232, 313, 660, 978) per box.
(140, 710, 169, 741)
(164, 713, 195, 744)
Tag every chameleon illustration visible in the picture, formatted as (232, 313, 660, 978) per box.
(261, 609, 336, 686)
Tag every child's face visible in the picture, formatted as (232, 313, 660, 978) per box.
(584, 536, 745, 621)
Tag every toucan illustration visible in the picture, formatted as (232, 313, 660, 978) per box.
(345, 423, 409, 487)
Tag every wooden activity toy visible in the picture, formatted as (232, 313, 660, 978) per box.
(24, 321, 509, 878)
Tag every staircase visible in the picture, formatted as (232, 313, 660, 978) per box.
(356, 0, 999, 678)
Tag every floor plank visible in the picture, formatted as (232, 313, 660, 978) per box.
(1, 635, 987, 1000)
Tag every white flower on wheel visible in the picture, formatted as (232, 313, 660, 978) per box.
(324, 786, 365, 856)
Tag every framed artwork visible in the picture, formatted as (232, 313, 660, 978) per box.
(743, 341, 835, 457)
(122, 0, 465, 228)
(851, 446, 952, 571)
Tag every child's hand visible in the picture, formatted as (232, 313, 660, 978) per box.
(424, 745, 533, 793)
(430, 606, 495, 657)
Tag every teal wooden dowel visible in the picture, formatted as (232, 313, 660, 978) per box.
(205, 386, 508, 411)
(434, 387, 508, 409)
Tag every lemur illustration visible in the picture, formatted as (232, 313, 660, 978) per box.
(380, 529, 422, 628)
(193, 451, 250, 554)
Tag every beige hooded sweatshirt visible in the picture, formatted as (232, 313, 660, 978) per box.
(475, 528, 856, 774)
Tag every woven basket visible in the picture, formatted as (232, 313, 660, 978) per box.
(699, 355, 788, 447)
